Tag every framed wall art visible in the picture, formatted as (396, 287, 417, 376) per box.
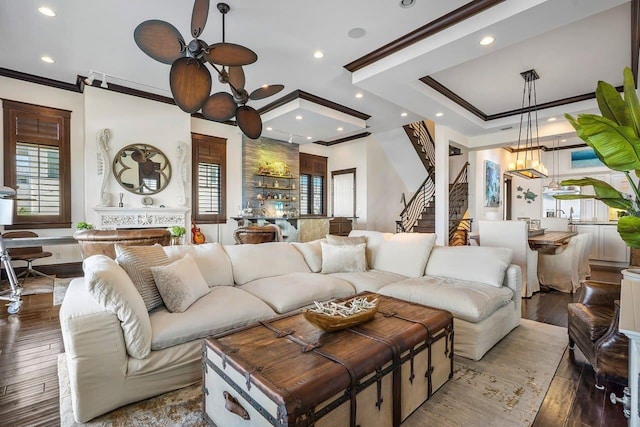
(484, 160, 501, 207)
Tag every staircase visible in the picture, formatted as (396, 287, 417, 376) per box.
(397, 121, 472, 245)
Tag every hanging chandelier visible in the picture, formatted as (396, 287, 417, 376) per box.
(507, 69, 548, 179)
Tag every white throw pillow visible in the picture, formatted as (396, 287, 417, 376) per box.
(291, 239, 325, 273)
(425, 246, 513, 288)
(84, 255, 152, 359)
(349, 230, 393, 268)
(321, 242, 367, 274)
(150, 254, 211, 313)
(162, 243, 234, 287)
(326, 234, 366, 246)
(373, 232, 437, 277)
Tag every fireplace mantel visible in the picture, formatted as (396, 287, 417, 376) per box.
(93, 207, 189, 229)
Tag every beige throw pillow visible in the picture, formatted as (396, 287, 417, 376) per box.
(326, 234, 366, 246)
(115, 244, 170, 311)
(150, 254, 210, 313)
(291, 239, 325, 273)
(321, 242, 367, 274)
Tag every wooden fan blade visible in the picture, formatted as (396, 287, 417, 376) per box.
(206, 43, 257, 66)
(202, 92, 237, 122)
(134, 20, 185, 64)
(228, 66, 245, 91)
(236, 106, 262, 139)
(170, 57, 212, 113)
(191, 0, 210, 38)
(249, 84, 285, 101)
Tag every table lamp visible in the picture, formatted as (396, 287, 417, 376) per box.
(0, 186, 22, 314)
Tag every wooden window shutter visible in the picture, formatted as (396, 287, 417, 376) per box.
(192, 133, 227, 224)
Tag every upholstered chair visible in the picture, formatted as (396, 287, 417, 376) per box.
(233, 224, 283, 244)
(537, 234, 586, 293)
(567, 280, 628, 389)
(478, 220, 539, 297)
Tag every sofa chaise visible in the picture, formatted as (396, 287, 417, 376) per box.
(59, 230, 521, 422)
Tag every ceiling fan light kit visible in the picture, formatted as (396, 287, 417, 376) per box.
(134, 1, 284, 139)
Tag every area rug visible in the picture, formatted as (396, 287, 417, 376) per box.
(58, 319, 567, 427)
(1, 275, 75, 305)
(53, 277, 75, 306)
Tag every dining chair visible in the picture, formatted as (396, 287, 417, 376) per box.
(540, 217, 569, 231)
(537, 234, 587, 293)
(478, 220, 539, 297)
(577, 232, 593, 281)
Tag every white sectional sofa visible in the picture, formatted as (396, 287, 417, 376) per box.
(59, 231, 522, 422)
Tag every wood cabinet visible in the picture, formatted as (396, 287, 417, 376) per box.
(575, 224, 629, 263)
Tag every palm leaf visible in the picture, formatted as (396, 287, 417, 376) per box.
(555, 178, 632, 211)
(571, 114, 640, 171)
(618, 215, 640, 248)
(596, 80, 631, 127)
(623, 67, 640, 137)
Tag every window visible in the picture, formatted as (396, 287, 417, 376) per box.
(3, 100, 71, 228)
(332, 168, 356, 217)
(192, 133, 226, 224)
(299, 153, 327, 216)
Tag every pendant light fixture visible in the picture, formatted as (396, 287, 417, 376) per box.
(547, 136, 560, 190)
(507, 69, 548, 179)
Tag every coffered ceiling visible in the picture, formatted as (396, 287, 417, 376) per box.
(0, 0, 635, 148)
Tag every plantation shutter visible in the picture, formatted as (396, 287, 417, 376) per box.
(3, 100, 71, 228)
(192, 133, 226, 224)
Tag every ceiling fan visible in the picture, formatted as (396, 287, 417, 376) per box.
(134, 1, 284, 139)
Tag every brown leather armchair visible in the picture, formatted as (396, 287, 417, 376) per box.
(233, 224, 283, 244)
(568, 280, 628, 389)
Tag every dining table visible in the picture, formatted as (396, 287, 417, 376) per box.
(528, 230, 577, 250)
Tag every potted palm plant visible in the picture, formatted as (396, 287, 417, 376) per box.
(555, 67, 640, 254)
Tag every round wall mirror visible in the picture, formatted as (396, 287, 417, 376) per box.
(113, 144, 171, 195)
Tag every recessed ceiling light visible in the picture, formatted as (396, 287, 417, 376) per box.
(348, 28, 366, 39)
(337, 127, 344, 131)
(306, 136, 312, 140)
(295, 115, 302, 120)
(399, 0, 415, 8)
(266, 127, 273, 131)
(313, 50, 324, 59)
(435, 112, 444, 117)
(401, 112, 408, 117)
(480, 36, 494, 46)
(38, 6, 56, 17)
(561, 139, 567, 142)
(355, 92, 363, 99)
(547, 117, 557, 122)
(41, 56, 54, 63)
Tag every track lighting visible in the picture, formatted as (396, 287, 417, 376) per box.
(84, 71, 95, 85)
(100, 74, 108, 88)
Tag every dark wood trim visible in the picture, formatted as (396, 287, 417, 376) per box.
(313, 131, 372, 146)
(632, 0, 640, 84)
(344, 0, 505, 72)
(0, 262, 83, 280)
(82, 77, 176, 105)
(0, 68, 82, 92)
(421, 74, 624, 121)
(191, 112, 236, 126)
(1, 99, 72, 117)
(299, 152, 328, 216)
(331, 168, 357, 218)
(420, 76, 486, 120)
(257, 90, 371, 121)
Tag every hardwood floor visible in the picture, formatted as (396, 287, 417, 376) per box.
(527, 266, 628, 427)
(0, 267, 630, 426)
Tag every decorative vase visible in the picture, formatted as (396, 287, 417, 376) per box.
(170, 235, 184, 245)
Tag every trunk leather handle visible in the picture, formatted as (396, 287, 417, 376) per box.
(223, 391, 250, 420)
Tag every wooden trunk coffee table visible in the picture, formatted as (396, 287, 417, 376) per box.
(203, 293, 453, 427)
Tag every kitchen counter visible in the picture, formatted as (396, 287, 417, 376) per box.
(569, 221, 618, 226)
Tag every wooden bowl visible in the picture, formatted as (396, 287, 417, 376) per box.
(302, 297, 379, 332)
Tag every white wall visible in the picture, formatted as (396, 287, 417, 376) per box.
(0, 77, 85, 264)
(511, 175, 543, 219)
(468, 147, 511, 222)
(83, 87, 191, 222)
